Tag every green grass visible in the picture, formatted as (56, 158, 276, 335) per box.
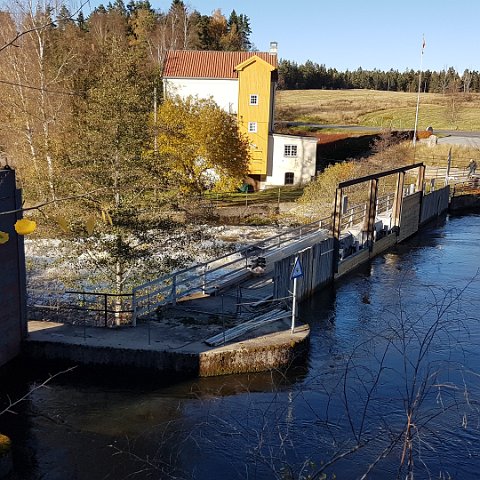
(204, 186, 304, 206)
(276, 89, 480, 131)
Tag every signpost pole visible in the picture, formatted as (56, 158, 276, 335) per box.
(291, 275, 297, 333)
(290, 255, 303, 334)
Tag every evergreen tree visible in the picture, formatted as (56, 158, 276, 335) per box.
(77, 11, 87, 31)
(56, 5, 74, 30)
(68, 36, 158, 298)
(224, 10, 251, 50)
(236, 13, 251, 50)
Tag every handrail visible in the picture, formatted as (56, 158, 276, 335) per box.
(132, 215, 333, 321)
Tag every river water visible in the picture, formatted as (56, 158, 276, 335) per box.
(1, 214, 480, 480)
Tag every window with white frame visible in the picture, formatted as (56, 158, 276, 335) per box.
(284, 145, 298, 157)
(284, 172, 295, 185)
(248, 122, 257, 133)
(249, 94, 258, 105)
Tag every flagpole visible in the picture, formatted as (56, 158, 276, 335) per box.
(413, 36, 425, 153)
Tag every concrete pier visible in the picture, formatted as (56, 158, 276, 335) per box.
(25, 319, 309, 377)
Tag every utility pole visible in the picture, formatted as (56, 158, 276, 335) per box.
(413, 36, 426, 154)
(153, 86, 158, 155)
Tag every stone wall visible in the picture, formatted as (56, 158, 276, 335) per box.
(449, 193, 480, 212)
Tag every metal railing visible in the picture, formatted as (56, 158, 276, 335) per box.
(376, 192, 395, 213)
(451, 178, 480, 197)
(26, 187, 433, 328)
(132, 215, 333, 322)
(424, 165, 469, 186)
(28, 289, 133, 327)
(340, 193, 395, 231)
(341, 202, 367, 230)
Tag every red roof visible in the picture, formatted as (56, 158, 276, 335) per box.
(163, 50, 278, 79)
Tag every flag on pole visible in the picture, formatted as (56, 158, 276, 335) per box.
(422, 36, 426, 53)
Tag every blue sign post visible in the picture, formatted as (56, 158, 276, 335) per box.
(290, 256, 303, 333)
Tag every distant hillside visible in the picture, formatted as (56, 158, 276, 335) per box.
(275, 89, 480, 131)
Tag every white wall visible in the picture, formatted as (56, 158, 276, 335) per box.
(164, 78, 239, 113)
(263, 134, 317, 187)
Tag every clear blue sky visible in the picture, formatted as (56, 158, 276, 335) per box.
(84, 0, 480, 72)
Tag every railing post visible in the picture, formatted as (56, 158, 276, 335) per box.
(364, 178, 378, 251)
(202, 264, 207, 294)
(332, 187, 343, 274)
(171, 275, 177, 306)
(104, 293, 108, 327)
(416, 164, 426, 193)
(132, 290, 137, 327)
(392, 171, 405, 233)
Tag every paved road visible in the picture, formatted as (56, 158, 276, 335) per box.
(436, 135, 480, 147)
(276, 122, 480, 147)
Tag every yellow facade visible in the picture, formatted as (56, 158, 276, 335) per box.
(235, 56, 276, 175)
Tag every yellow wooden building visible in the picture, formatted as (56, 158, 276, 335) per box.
(163, 47, 317, 189)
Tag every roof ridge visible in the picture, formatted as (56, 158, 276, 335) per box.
(163, 50, 277, 79)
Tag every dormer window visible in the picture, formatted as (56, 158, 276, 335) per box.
(249, 94, 258, 106)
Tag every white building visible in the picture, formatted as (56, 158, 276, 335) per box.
(163, 48, 317, 190)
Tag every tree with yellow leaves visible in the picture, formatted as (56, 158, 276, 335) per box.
(154, 96, 250, 194)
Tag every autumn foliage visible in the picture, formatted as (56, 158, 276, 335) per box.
(154, 97, 250, 193)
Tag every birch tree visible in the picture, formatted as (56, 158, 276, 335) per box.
(0, 1, 80, 203)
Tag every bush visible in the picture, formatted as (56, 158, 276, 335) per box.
(0, 434, 11, 456)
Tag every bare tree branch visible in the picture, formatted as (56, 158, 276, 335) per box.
(0, 0, 92, 54)
(0, 187, 105, 215)
(0, 366, 76, 416)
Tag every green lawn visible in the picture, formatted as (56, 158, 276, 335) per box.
(203, 186, 304, 206)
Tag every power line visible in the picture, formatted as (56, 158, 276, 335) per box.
(0, 78, 80, 97)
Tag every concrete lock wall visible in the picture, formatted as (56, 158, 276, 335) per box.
(273, 237, 335, 301)
(274, 186, 451, 300)
(420, 187, 450, 225)
(0, 169, 27, 368)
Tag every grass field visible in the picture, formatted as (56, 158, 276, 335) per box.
(275, 89, 480, 131)
(204, 185, 304, 205)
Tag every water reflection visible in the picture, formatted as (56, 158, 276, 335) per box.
(1, 215, 480, 479)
